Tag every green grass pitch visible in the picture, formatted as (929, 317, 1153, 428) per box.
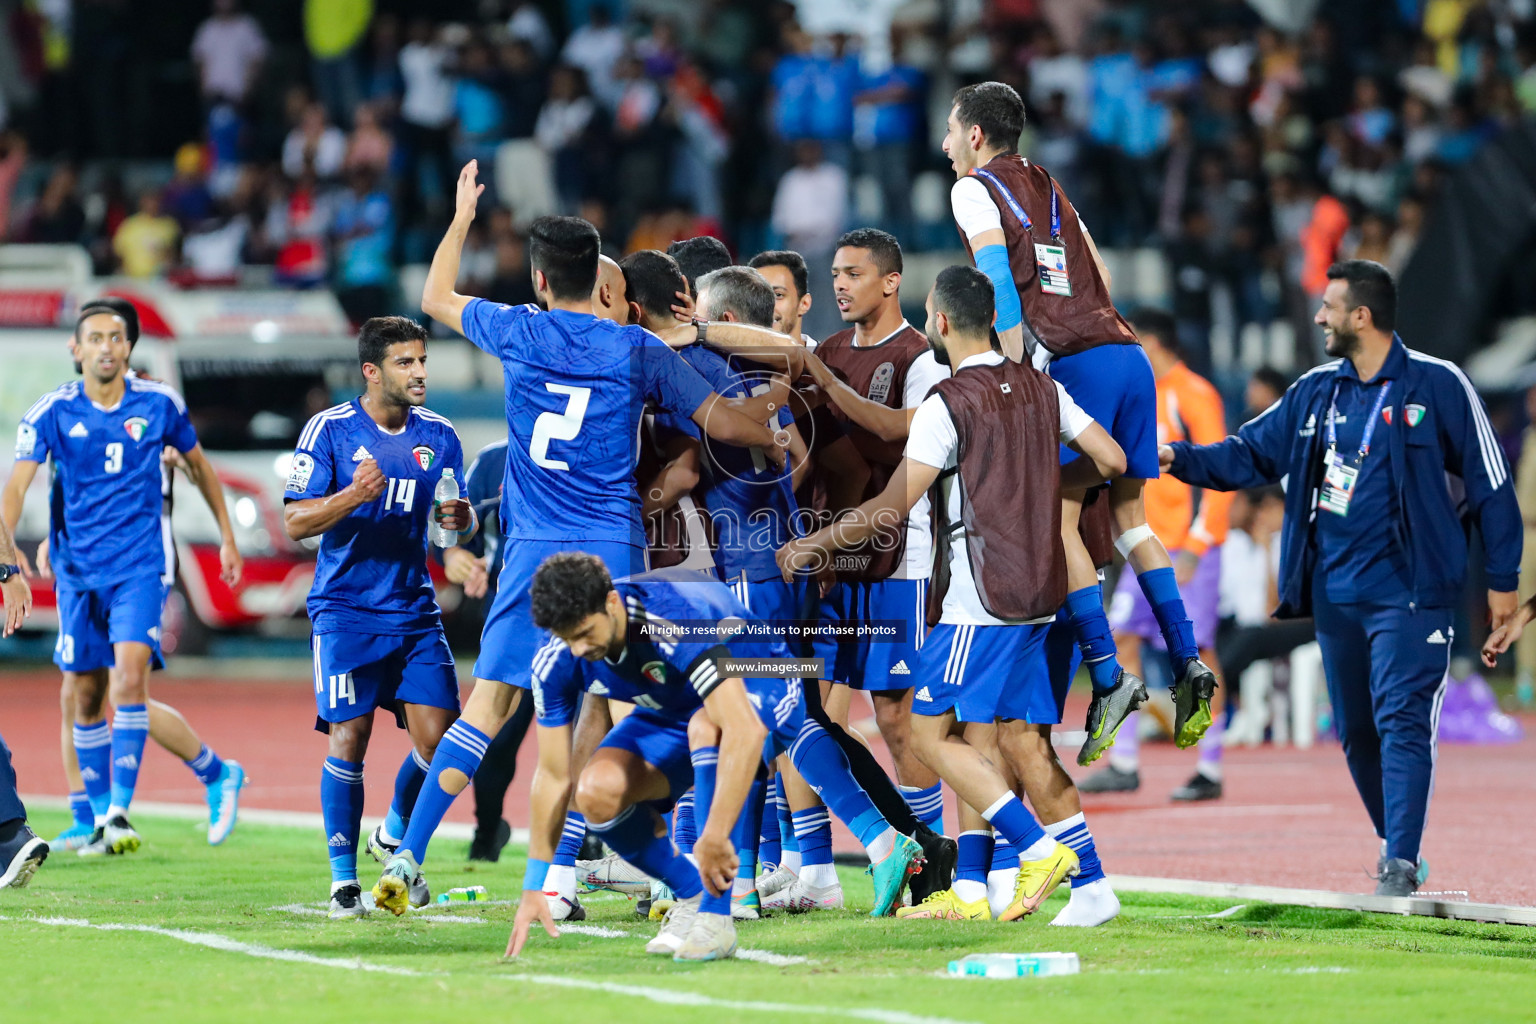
(5, 810, 1536, 1023)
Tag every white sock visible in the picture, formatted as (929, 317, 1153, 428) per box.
(1196, 762, 1223, 782)
(1019, 836, 1056, 861)
(1050, 877, 1120, 927)
(864, 826, 896, 863)
(953, 878, 986, 903)
(331, 878, 358, 893)
(732, 873, 757, 896)
(781, 850, 802, 873)
(379, 820, 402, 845)
(987, 868, 1019, 918)
(801, 862, 838, 888)
(106, 804, 128, 821)
(547, 864, 576, 898)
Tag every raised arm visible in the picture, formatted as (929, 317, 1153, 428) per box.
(181, 444, 243, 586)
(420, 160, 487, 337)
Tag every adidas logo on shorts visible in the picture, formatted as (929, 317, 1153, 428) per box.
(327, 832, 350, 847)
(914, 686, 932, 702)
(589, 680, 610, 696)
(1426, 629, 1448, 645)
(890, 661, 911, 675)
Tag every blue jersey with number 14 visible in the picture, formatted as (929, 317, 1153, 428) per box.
(461, 299, 715, 549)
(286, 399, 465, 634)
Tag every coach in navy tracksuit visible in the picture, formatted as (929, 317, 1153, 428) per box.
(1160, 261, 1520, 897)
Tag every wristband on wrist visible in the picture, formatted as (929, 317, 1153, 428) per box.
(523, 857, 551, 891)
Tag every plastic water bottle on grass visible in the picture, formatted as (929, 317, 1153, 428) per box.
(436, 885, 488, 904)
(947, 952, 1080, 978)
(429, 469, 458, 548)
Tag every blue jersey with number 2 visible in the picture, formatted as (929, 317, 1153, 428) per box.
(460, 299, 715, 548)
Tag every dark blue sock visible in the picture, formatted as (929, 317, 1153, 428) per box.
(990, 833, 1017, 873)
(321, 757, 365, 884)
(588, 804, 702, 899)
(108, 704, 149, 812)
(776, 776, 799, 862)
(788, 719, 889, 841)
(735, 778, 765, 885)
(69, 790, 92, 829)
(956, 830, 992, 885)
(758, 778, 783, 868)
(672, 789, 697, 854)
(399, 720, 487, 865)
(386, 749, 429, 841)
(1065, 586, 1122, 694)
(74, 721, 112, 822)
(981, 794, 1047, 854)
(792, 806, 833, 867)
(1046, 814, 1105, 885)
(1137, 566, 1199, 670)
(554, 811, 585, 867)
(186, 744, 224, 787)
(901, 782, 945, 833)
(689, 746, 732, 916)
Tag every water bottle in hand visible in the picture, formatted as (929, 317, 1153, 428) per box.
(429, 469, 459, 548)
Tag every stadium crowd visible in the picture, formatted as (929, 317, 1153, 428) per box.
(1, 1, 1535, 347)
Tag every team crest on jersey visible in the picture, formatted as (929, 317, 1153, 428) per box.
(123, 416, 149, 442)
(642, 661, 667, 684)
(868, 362, 896, 403)
(1405, 404, 1426, 427)
(412, 445, 436, 471)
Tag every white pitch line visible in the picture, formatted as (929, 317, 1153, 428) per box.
(736, 949, 810, 966)
(17, 794, 527, 845)
(1111, 875, 1536, 927)
(1162, 904, 1250, 920)
(560, 924, 634, 938)
(3, 915, 971, 1024)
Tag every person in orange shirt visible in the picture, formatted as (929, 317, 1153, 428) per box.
(1082, 310, 1233, 800)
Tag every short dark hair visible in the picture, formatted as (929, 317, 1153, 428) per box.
(1130, 308, 1180, 354)
(529, 215, 602, 300)
(748, 250, 810, 300)
(666, 235, 732, 293)
(1249, 365, 1290, 398)
(696, 266, 775, 328)
(620, 249, 687, 323)
(931, 265, 995, 336)
(530, 552, 614, 633)
(834, 227, 902, 276)
(79, 296, 141, 346)
(359, 315, 428, 368)
(1326, 259, 1396, 332)
(952, 82, 1026, 153)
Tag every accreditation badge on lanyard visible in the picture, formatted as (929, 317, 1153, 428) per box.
(1317, 381, 1390, 517)
(971, 168, 1072, 296)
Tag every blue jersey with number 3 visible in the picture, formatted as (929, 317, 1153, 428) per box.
(286, 399, 465, 634)
(15, 377, 197, 589)
(460, 299, 715, 548)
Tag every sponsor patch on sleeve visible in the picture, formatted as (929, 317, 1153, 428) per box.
(15, 422, 36, 459)
(287, 452, 315, 492)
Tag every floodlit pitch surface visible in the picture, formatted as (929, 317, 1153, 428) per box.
(6, 810, 1536, 1024)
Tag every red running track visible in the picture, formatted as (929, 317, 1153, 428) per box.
(4, 671, 1532, 906)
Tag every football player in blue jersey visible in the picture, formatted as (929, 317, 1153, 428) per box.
(4, 306, 243, 857)
(372, 161, 789, 911)
(10, 297, 247, 853)
(282, 315, 475, 919)
(506, 555, 922, 962)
